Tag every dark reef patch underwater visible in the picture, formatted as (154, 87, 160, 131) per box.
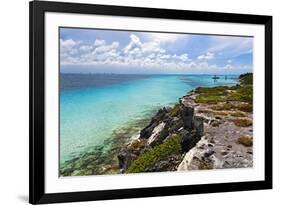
(60, 112, 155, 176)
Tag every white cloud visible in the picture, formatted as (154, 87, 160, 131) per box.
(143, 33, 185, 44)
(124, 34, 142, 54)
(60, 34, 249, 73)
(208, 36, 253, 57)
(223, 64, 233, 69)
(79, 45, 93, 52)
(197, 52, 214, 60)
(93, 41, 119, 54)
(178, 53, 189, 62)
(94, 39, 106, 47)
(60, 39, 77, 47)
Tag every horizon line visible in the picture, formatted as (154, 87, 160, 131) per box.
(60, 72, 250, 75)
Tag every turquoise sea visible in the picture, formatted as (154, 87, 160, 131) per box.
(60, 74, 239, 166)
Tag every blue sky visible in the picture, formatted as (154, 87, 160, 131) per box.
(60, 28, 253, 74)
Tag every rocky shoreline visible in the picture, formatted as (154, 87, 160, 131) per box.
(118, 73, 253, 173)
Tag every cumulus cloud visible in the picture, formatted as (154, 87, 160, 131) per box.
(60, 33, 251, 73)
(94, 39, 106, 47)
(60, 39, 77, 47)
(197, 52, 215, 60)
(124, 34, 142, 53)
(143, 33, 185, 44)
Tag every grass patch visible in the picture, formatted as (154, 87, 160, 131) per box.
(195, 86, 229, 95)
(237, 135, 253, 147)
(198, 109, 228, 116)
(210, 102, 252, 114)
(194, 84, 253, 105)
(232, 118, 252, 127)
(211, 103, 235, 111)
(170, 103, 181, 117)
(229, 111, 247, 117)
(195, 95, 225, 104)
(194, 86, 229, 104)
(236, 103, 253, 112)
(126, 134, 182, 173)
(226, 85, 253, 103)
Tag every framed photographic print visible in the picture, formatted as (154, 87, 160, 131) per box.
(29, 0, 272, 204)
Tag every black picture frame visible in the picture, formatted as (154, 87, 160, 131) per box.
(29, 0, 272, 204)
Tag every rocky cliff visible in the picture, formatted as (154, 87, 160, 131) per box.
(118, 73, 253, 173)
(118, 101, 204, 173)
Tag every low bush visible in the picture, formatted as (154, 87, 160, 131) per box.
(229, 111, 247, 117)
(236, 103, 253, 112)
(126, 134, 182, 173)
(239, 73, 253, 85)
(232, 118, 252, 127)
(211, 103, 235, 111)
(170, 103, 181, 117)
(237, 136, 253, 147)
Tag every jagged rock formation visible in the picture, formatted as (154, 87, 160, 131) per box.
(118, 102, 204, 173)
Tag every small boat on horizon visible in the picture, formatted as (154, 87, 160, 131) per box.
(212, 75, 220, 80)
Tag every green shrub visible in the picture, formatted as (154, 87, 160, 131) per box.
(170, 103, 181, 117)
(126, 134, 182, 173)
(239, 73, 253, 85)
(195, 86, 229, 95)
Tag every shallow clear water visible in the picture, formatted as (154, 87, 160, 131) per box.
(60, 74, 238, 164)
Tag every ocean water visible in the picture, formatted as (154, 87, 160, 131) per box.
(60, 74, 238, 165)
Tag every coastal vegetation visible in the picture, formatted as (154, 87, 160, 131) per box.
(170, 103, 181, 117)
(239, 72, 253, 85)
(195, 73, 253, 104)
(127, 134, 182, 173)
